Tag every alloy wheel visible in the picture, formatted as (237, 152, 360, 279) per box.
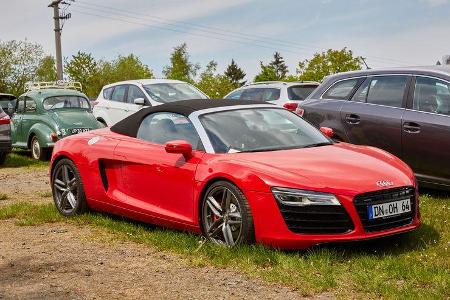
(53, 163, 79, 214)
(202, 186, 243, 246)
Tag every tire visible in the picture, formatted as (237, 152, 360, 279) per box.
(0, 152, 6, 165)
(98, 119, 107, 127)
(201, 181, 254, 246)
(31, 136, 48, 160)
(51, 158, 88, 216)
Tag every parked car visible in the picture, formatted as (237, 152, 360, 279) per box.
(0, 93, 17, 117)
(298, 66, 450, 190)
(0, 106, 11, 164)
(50, 99, 419, 249)
(93, 79, 208, 126)
(224, 81, 319, 111)
(11, 82, 101, 160)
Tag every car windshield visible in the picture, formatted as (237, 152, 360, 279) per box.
(43, 96, 90, 110)
(0, 95, 16, 112)
(287, 85, 317, 100)
(200, 108, 332, 153)
(143, 83, 207, 103)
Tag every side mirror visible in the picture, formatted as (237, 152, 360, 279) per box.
(165, 140, 192, 158)
(134, 98, 145, 105)
(320, 127, 334, 138)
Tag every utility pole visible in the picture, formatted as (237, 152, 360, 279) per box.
(48, 0, 73, 80)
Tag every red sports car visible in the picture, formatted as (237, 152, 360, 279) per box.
(50, 99, 420, 249)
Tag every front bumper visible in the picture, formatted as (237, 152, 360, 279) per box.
(246, 188, 421, 249)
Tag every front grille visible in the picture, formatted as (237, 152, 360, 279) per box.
(277, 204, 354, 234)
(354, 186, 415, 232)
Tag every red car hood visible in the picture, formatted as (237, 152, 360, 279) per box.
(225, 143, 415, 196)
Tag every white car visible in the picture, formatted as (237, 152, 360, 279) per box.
(93, 79, 208, 126)
(224, 81, 319, 111)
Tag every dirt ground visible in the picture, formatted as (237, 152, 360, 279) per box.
(0, 167, 325, 299)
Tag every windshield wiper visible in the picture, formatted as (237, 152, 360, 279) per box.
(302, 142, 332, 149)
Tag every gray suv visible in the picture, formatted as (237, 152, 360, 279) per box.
(298, 66, 450, 190)
(0, 106, 11, 164)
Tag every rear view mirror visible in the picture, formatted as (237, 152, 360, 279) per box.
(134, 98, 145, 105)
(320, 127, 334, 138)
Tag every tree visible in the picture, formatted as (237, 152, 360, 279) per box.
(254, 62, 278, 82)
(103, 54, 153, 83)
(65, 51, 102, 98)
(297, 48, 364, 82)
(163, 43, 199, 83)
(269, 52, 288, 80)
(0, 40, 45, 95)
(224, 59, 246, 87)
(35, 56, 57, 82)
(195, 61, 235, 98)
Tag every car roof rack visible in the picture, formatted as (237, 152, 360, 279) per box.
(245, 80, 320, 87)
(25, 81, 83, 92)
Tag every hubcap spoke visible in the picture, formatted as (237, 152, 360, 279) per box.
(66, 192, 77, 209)
(222, 223, 234, 246)
(207, 217, 223, 236)
(62, 165, 70, 184)
(206, 196, 222, 217)
(67, 178, 77, 191)
(221, 188, 231, 212)
(54, 179, 66, 191)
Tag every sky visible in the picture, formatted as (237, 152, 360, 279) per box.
(0, 0, 449, 79)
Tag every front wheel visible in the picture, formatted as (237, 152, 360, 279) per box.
(31, 136, 48, 160)
(52, 158, 88, 216)
(201, 181, 254, 247)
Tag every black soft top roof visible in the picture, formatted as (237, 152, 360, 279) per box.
(110, 99, 268, 137)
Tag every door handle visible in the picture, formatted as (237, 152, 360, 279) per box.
(345, 114, 360, 124)
(403, 122, 420, 133)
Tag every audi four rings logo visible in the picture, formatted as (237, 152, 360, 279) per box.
(376, 180, 394, 187)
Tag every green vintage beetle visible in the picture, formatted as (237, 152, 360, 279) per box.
(11, 82, 101, 160)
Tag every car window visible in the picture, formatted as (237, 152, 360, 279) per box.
(0, 95, 16, 112)
(225, 89, 244, 100)
(111, 85, 127, 102)
(25, 96, 37, 113)
(137, 112, 202, 150)
(413, 76, 450, 115)
(287, 85, 317, 100)
(322, 78, 359, 100)
(241, 88, 280, 101)
(366, 76, 408, 108)
(143, 83, 206, 103)
(17, 97, 25, 113)
(127, 85, 146, 104)
(43, 96, 90, 110)
(351, 80, 370, 102)
(103, 87, 114, 100)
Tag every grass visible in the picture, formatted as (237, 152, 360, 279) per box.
(0, 195, 448, 299)
(2, 149, 49, 168)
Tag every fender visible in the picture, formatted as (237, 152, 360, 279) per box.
(93, 109, 112, 127)
(29, 122, 56, 148)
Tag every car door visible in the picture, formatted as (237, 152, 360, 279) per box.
(10, 96, 26, 146)
(402, 75, 450, 186)
(108, 85, 129, 125)
(302, 77, 364, 140)
(340, 75, 410, 158)
(21, 96, 38, 143)
(125, 84, 148, 116)
(113, 112, 204, 225)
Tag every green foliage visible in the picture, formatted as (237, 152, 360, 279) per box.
(254, 52, 289, 82)
(224, 59, 246, 87)
(254, 62, 278, 82)
(0, 40, 45, 96)
(65, 52, 153, 98)
(4, 150, 49, 168)
(195, 61, 235, 98)
(35, 55, 57, 82)
(297, 48, 364, 82)
(163, 43, 200, 83)
(0, 195, 448, 299)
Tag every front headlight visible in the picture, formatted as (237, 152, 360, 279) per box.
(272, 187, 340, 206)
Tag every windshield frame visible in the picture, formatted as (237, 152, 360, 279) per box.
(43, 95, 91, 111)
(189, 105, 332, 154)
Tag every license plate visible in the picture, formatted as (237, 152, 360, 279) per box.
(71, 128, 90, 135)
(368, 199, 411, 219)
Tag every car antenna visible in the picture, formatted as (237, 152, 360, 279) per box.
(362, 57, 371, 70)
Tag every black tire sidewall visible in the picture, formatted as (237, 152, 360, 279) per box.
(201, 181, 254, 245)
(51, 158, 87, 216)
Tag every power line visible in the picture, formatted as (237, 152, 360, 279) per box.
(74, 0, 416, 66)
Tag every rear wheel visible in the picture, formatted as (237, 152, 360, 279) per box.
(52, 158, 88, 216)
(31, 136, 48, 160)
(0, 152, 6, 165)
(201, 181, 254, 247)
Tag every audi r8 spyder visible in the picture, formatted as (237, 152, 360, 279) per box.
(50, 99, 420, 249)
